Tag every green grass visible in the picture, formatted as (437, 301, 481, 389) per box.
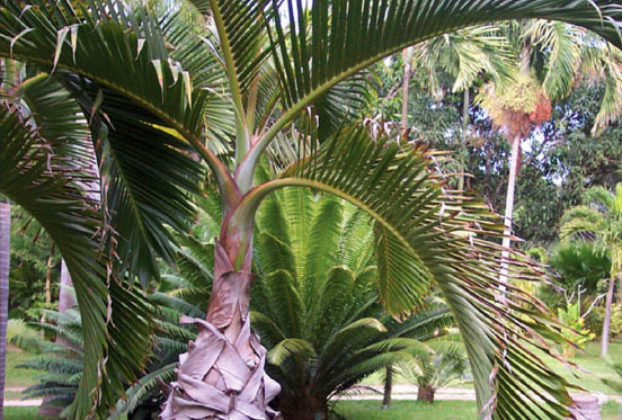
(602, 401, 622, 420)
(336, 401, 478, 420)
(335, 400, 622, 420)
(542, 340, 622, 394)
(2, 407, 53, 420)
(5, 346, 43, 389)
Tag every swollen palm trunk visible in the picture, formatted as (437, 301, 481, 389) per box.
(162, 241, 281, 419)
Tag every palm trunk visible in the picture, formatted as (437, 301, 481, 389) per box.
(41, 249, 54, 324)
(58, 260, 75, 314)
(382, 365, 393, 409)
(601, 276, 616, 357)
(0, 200, 11, 417)
(499, 136, 521, 288)
(458, 89, 470, 193)
(162, 239, 280, 419)
(400, 48, 411, 143)
(417, 385, 435, 402)
(278, 392, 328, 420)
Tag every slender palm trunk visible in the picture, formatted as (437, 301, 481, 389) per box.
(601, 275, 616, 357)
(58, 260, 75, 314)
(162, 238, 280, 419)
(41, 249, 54, 324)
(0, 200, 11, 418)
(382, 365, 393, 409)
(458, 89, 470, 193)
(499, 136, 521, 288)
(400, 48, 411, 142)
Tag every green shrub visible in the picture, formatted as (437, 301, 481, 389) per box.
(585, 305, 622, 338)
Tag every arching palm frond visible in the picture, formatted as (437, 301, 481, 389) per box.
(412, 25, 514, 96)
(0, 74, 153, 418)
(560, 205, 608, 241)
(525, 20, 584, 100)
(236, 126, 576, 418)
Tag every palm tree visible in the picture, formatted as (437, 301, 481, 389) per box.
(161, 187, 454, 420)
(397, 339, 467, 403)
(409, 25, 513, 190)
(560, 184, 622, 357)
(0, 1, 621, 419)
(480, 21, 622, 286)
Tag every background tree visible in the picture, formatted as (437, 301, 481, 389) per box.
(560, 184, 622, 356)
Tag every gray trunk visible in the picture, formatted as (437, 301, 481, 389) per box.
(499, 136, 521, 289)
(0, 200, 11, 418)
(58, 259, 75, 314)
(600, 276, 616, 357)
(458, 89, 470, 193)
(161, 241, 281, 419)
(401, 48, 411, 142)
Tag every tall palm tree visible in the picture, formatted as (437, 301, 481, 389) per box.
(480, 20, 622, 286)
(409, 25, 514, 191)
(560, 184, 622, 357)
(0, 1, 621, 419)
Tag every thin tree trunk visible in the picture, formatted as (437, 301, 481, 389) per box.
(499, 136, 521, 290)
(601, 276, 616, 357)
(458, 89, 470, 193)
(162, 240, 280, 419)
(382, 365, 393, 409)
(400, 48, 411, 143)
(58, 260, 75, 314)
(0, 200, 11, 418)
(40, 249, 54, 325)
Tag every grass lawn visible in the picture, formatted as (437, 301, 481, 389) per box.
(3, 407, 52, 420)
(335, 400, 622, 420)
(5, 346, 43, 389)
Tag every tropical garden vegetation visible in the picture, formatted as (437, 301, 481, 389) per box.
(0, 1, 622, 420)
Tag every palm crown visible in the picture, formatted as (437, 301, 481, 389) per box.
(561, 183, 622, 287)
(0, 1, 621, 419)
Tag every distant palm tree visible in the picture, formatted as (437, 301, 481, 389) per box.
(560, 184, 622, 357)
(481, 21, 622, 287)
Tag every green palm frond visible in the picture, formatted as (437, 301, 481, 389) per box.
(236, 125, 577, 418)
(525, 20, 584, 99)
(111, 363, 178, 419)
(560, 205, 607, 239)
(582, 185, 617, 210)
(412, 25, 514, 96)
(0, 75, 153, 418)
(253, 0, 621, 148)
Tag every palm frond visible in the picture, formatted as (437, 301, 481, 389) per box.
(525, 20, 583, 99)
(239, 125, 578, 418)
(0, 78, 152, 418)
(255, 0, 622, 152)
